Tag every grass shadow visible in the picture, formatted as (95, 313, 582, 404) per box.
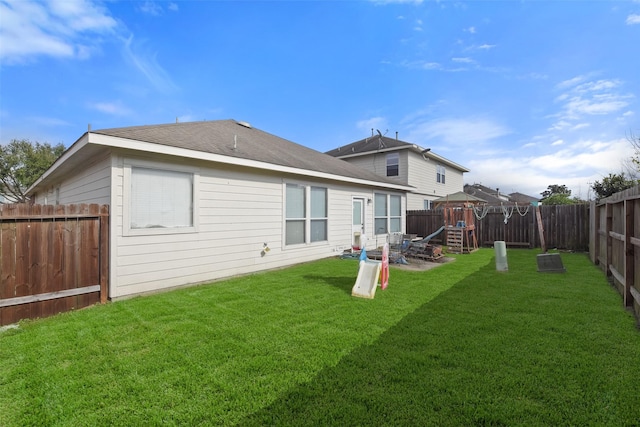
(239, 253, 640, 426)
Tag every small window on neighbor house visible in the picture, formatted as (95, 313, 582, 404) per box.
(437, 165, 446, 184)
(130, 167, 194, 229)
(424, 200, 433, 210)
(386, 153, 399, 177)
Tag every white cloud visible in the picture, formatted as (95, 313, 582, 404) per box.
(89, 101, 133, 116)
(466, 138, 634, 198)
(478, 44, 496, 50)
(551, 139, 564, 146)
(626, 14, 640, 25)
(122, 35, 178, 93)
(551, 75, 634, 129)
(465, 26, 476, 33)
(556, 75, 588, 90)
(404, 116, 511, 147)
(139, 1, 163, 16)
(0, 0, 118, 64)
(451, 57, 475, 64)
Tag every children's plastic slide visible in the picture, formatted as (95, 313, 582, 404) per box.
(351, 259, 381, 299)
(351, 241, 387, 299)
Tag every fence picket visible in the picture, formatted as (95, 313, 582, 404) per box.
(407, 204, 590, 251)
(0, 203, 109, 326)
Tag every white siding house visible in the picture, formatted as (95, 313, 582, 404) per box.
(326, 135, 469, 211)
(28, 120, 411, 300)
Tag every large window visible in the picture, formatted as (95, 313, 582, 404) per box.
(386, 153, 399, 177)
(437, 165, 446, 184)
(375, 193, 402, 235)
(286, 184, 328, 245)
(130, 167, 194, 230)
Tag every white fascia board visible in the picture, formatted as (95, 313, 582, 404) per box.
(26, 133, 90, 194)
(89, 133, 413, 192)
(422, 151, 470, 173)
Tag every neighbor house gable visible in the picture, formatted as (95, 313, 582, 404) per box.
(326, 134, 469, 210)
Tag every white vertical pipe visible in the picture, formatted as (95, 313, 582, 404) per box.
(494, 241, 508, 271)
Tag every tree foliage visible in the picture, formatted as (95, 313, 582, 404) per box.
(591, 173, 637, 200)
(629, 131, 640, 173)
(540, 184, 584, 205)
(0, 139, 65, 203)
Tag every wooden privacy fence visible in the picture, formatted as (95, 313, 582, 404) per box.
(407, 204, 590, 251)
(590, 186, 640, 320)
(0, 204, 109, 326)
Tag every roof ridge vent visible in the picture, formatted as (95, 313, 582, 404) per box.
(236, 120, 252, 129)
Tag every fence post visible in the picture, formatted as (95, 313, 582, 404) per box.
(624, 200, 634, 307)
(605, 202, 613, 277)
(99, 205, 109, 304)
(590, 201, 599, 264)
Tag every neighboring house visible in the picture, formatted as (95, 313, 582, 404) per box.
(326, 133, 469, 211)
(464, 183, 539, 206)
(27, 120, 412, 300)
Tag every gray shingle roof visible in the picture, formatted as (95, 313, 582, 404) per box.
(325, 135, 416, 157)
(93, 120, 407, 187)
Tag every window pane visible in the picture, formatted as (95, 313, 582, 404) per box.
(390, 218, 401, 233)
(375, 218, 387, 235)
(386, 153, 399, 177)
(310, 219, 327, 242)
(374, 193, 387, 216)
(286, 220, 305, 245)
(286, 184, 305, 218)
(310, 187, 327, 218)
(390, 195, 401, 216)
(131, 167, 193, 229)
(353, 200, 362, 225)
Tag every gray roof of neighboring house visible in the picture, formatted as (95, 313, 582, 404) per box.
(325, 134, 470, 172)
(464, 184, 539, 205)
(325, 135, 414, 156)
(433, 191, 487, 204)
(92, 120, 408, 187)
(509, 192, 540, 203)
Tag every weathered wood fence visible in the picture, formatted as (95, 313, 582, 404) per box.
(0, 204, 109, 326)
(590, 186, 640, 320)
(407, 204, 590, 251)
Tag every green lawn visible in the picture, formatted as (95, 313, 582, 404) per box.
(1, 249, 639, 426)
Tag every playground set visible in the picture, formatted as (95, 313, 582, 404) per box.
(350, 196, 565, 299)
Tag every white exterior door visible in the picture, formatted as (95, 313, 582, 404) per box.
(352, 198, 365, 249)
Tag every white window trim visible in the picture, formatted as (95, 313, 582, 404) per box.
(123, 159, 199, 236)
(283, 182, 329, 248)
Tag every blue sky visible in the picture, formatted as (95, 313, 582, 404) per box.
(1, 0, 639, 199)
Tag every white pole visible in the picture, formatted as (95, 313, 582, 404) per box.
(494, 241, 508, 271)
